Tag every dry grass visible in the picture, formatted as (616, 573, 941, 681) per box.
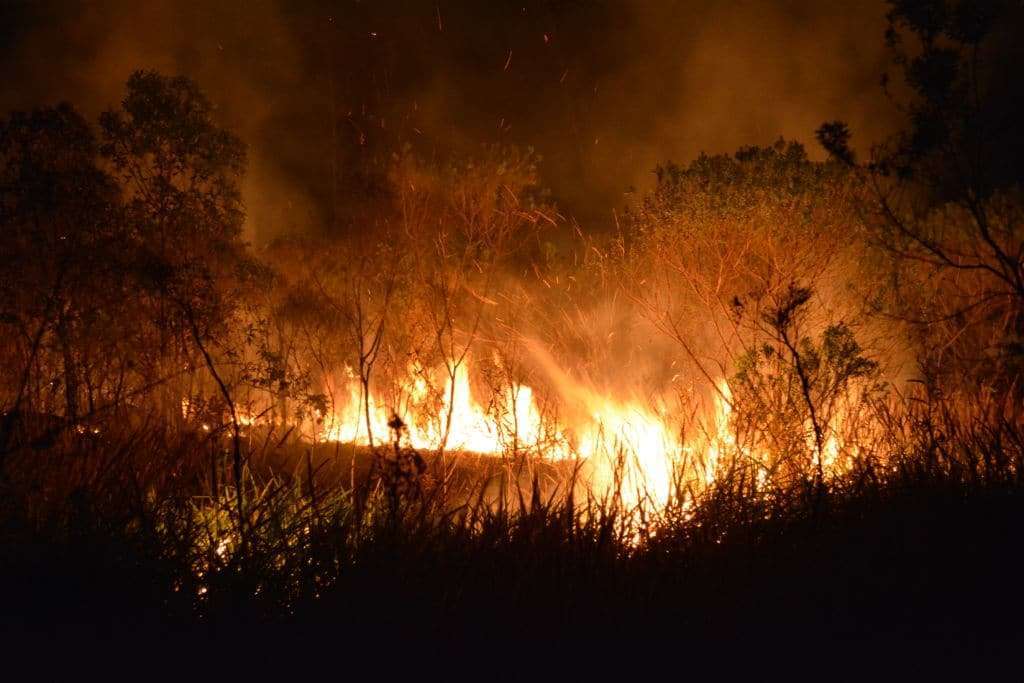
(1, 393, 1022, 664)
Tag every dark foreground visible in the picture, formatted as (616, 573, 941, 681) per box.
(2, 478, 1022, 674)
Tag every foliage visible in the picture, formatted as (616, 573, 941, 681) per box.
(731, 284, 882, 482)
(615, 139, 869, 413)
(0, 104, 126, 422)
(100, 70, 251, 344)
(818, 0, 1024, 397)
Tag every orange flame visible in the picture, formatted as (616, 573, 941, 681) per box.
(313, 357, 746, 510)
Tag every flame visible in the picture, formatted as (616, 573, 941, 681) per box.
(312, 357, 745, 510)
(575, 399, 679, 508)
(321, 362, 552, 454)
(701, 379, 734, 485)
(189, 351, 862, 511)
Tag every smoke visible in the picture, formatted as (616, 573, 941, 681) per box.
(0, 0, 321, 241)
(0, 0, 898, 239)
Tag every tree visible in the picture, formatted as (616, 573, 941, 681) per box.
(730, 284, 881, 488)
(621, 140, 863, 400)
(100, 70, 250, 410)
(399, 148, 550, 485)
(311, 234, 401, 490)
(100, 70, 255, 543)
(0, 104, 124, 451)
(818, 0, 1024, 396)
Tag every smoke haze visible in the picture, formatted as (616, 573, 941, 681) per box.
(0, 0, 898, 239)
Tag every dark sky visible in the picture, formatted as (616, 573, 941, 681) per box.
(0, 0, 898, 239)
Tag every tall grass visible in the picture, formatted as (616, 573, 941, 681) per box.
(1, 392, 1023, 654)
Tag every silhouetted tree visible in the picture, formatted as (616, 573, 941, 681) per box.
(0, 104, 123, 448)
(818, 0, 1024, 396)
(731, 284, 881, 488)
(101, 70, 256, 542)
(100, 70, 250, 399)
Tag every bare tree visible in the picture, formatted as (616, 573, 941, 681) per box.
(313, 235, 400, 488)
(394, 148, 551, 496)
(817, 0, 1024, 398)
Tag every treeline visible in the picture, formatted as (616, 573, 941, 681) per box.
(0, 71, 561, 460)
(1, 0, 1022, 483)
(0, 73, 253, 436)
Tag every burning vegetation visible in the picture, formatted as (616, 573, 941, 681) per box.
(1, 0, 1023, 660)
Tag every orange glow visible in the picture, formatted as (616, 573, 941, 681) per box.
(311, 358, 748, 509)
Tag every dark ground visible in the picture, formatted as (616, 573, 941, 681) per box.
(2, 481, 1022, 676)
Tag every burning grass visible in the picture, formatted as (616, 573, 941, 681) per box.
(2, 389, 1022, 657)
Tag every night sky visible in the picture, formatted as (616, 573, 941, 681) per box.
(0, 0, 896, 238)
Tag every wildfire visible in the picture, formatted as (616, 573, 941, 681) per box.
(184, 349, 860, 512)
(321, 363, 550, 454)
(312, 357, 743, 509)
